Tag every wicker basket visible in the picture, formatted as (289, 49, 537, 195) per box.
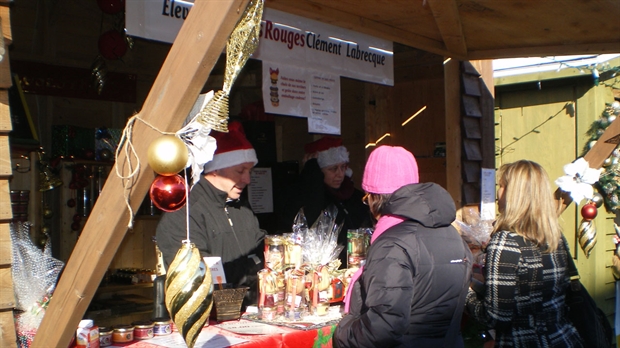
(212, 287, 248, 322)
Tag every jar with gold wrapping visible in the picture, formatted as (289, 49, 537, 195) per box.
(264, 235, 285, 270)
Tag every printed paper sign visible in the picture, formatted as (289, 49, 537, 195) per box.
(248, 167, 274, 213)
(203, 256, 226, 284)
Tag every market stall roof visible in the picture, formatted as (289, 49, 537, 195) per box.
(266, 0, 620, 60)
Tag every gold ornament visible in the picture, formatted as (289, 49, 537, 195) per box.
(197, 0, 264, 132)
(165, 242, 214, 348)
(43, 206, 54, 219)
(147, 135, 189, 175)
(578, 219, 597, 258)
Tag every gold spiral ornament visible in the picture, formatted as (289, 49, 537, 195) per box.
(578, 219, 597, 258)
(197, 0, 264, 132)
(165, 242, 214, 348)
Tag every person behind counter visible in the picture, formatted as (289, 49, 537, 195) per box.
(277, 136, 371, 266)
(465, 160, 584, 347)
(333, 145, 472, 348)
(156, 121, 265, 308)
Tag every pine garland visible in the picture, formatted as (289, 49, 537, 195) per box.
(582, 101, 620, 212)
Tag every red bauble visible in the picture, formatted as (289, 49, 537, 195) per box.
(73, 213, 82, 222)
(581, 203, 598, 220)
(98, 30, 128, 60)
(71, 222, 81, 231)
(149, 174, 187, 212)
(97, 0, 125, 15)
(67, 198, 76, 208)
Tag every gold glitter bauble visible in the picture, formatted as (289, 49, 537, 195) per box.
(147, 135, 189, 176)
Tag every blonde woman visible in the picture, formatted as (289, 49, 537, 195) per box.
(465, 160, 583, 347)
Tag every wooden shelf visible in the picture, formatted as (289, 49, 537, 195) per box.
(96, 282, 154, 294)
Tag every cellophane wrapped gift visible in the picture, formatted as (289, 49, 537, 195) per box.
(10, 222, 64, 348)
(258, 206, 346, 322)
(453, 208, 492, 264)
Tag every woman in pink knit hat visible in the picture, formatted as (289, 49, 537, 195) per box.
(333, 145, 472, 348)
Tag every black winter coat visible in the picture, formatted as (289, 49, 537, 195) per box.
(333, 183, 472, 348)
(156, 176, 265, 306)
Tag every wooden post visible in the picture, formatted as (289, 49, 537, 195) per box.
(556, 117, 620, 215)
(32, 1, 250, 346)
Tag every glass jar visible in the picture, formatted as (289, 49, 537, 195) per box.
(131, 321, 154, 340)
(112, 325, 134, 343)
(98, 327, 113, 347)
(264, 235, 285, 270)
(153, 319, 172, 336)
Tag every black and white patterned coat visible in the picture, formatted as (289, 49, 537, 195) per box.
(466, 230, 584, 347)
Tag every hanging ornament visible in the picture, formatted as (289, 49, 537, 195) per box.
(578, 201, 598, 258)
(165, 242, 214, 348)
(98, 29, 128, 60)
(591, 192, 604, 208)
(90, 55, 108, 95)
(149, 174, 187, 212)
(147, 135, 189, 176)
(43, 206, 53, 219)
(97, 0, 125, 14)
(578, 218, 597, 258)
(196, 0, 264, 132)
(581, 202, 598, 220)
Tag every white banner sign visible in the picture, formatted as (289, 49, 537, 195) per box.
(126, 3, 393, 85)
(254, 9, 393, 86)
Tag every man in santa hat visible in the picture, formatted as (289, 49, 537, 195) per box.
(156, 121, 264, 308)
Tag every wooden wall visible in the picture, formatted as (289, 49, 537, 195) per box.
(0, 1, 17, 346)
(495, 75, 618, 318)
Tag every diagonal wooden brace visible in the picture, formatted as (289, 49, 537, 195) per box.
(556, 117, 620, 215)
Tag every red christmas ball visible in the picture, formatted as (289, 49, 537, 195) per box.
(71, 221, 81, 231)
(98, 29, 128, 60)
(97, 0, 125, 15)
(67, 198, 76, 208)
(581, 203, 598, 220)
(149, 174, 187, 212)
(73, 213, 82, 222)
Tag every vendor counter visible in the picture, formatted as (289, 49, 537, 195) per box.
(114, 317, 338, 348)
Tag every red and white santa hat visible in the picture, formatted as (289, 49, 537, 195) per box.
(203, 121, 258, 173)
(305, 137, 352, 176)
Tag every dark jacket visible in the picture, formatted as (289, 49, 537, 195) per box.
(465, 231, 584, 347)
(277, 159, 371, 265)
(333, 183, 472, 348)
(156, 176, 265, 305)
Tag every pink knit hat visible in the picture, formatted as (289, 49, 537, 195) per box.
(362, 146, 419, 194)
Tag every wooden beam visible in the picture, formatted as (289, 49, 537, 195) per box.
(467, 42, 620, 60)
(32, 0, 250, 346)
(444, 58, 462, 207)
(556, 117, 620, 214)
(265, 0, 455, 58)
(426, 0, 467, 57)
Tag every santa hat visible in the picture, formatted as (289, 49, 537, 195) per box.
(305, 137, 352, 176)
(203, 121, 258, 173)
